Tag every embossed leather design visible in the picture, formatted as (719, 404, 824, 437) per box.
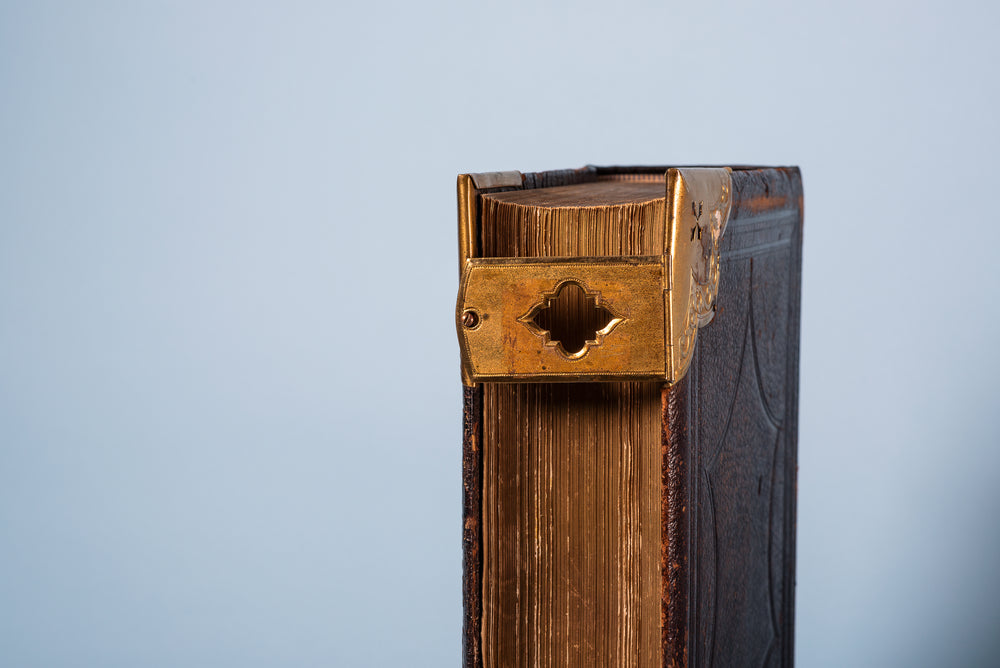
(664, 167, 802, 668)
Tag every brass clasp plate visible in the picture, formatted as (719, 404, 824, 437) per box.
(458, 257, 666, 382)
(457, 167, 732, 385)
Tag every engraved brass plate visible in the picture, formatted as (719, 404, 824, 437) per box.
(456, 167, 732, 385)
(666, 167, 733, 382)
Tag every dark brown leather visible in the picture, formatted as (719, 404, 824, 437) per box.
(461, 165, 802, 667)
(662, 377, 690, 668)
(665, 167, 802, 667)
(462, 385, 483, 668)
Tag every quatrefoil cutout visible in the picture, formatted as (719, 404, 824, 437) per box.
(517, 280, 625, 359)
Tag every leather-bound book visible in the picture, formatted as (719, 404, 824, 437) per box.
(456, 165, 803, 667)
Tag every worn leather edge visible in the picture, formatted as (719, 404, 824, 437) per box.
(663, 378, 690, 668)
(729, 166, 802, 220)
(521, 165, 599, 190)
(471, 165, 598, 197)
(781, 168, 803, 666)
(462, 385, 484, 668)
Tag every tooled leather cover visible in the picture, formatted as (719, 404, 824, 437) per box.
(461, 166, 802, 667)
(663, 167, 802, 668)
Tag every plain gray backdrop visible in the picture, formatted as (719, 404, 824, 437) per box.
(2, 1, 999, 666)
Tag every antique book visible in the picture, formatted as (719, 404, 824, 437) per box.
(456, 165, 803, 667)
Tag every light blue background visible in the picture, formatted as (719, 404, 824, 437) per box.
(2, 1, 999, 666)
